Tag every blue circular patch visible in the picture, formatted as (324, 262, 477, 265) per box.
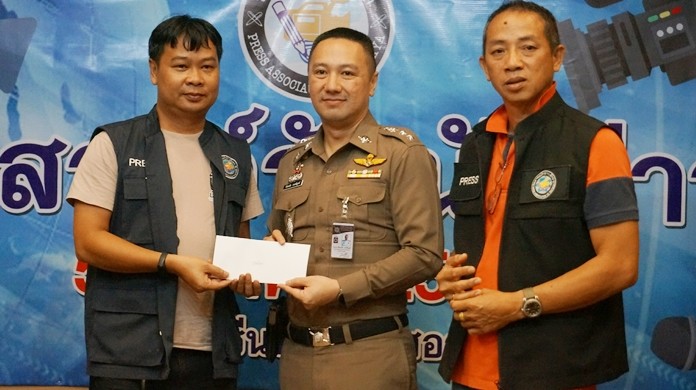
(531, 170, 556, 200)
(222, 155, 239, 179)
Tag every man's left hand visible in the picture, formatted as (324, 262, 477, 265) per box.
(449, 289, 524, 334)
(280, 275, 340, 310)
(230, 273, 262, 297)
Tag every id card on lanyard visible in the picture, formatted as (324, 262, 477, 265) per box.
(332, 197, 354, 259)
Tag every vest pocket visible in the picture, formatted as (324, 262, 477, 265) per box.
(123, 177, 147, 199)
(119, 177, 153, 245)
(449, 163, 482, 216)
(512, 165, 581, 219)
(87, 286, 163, 367)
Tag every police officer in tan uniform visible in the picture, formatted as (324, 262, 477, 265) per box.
(266, 27, 443, 390)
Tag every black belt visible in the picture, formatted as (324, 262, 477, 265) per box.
(287, 314, 408, 347)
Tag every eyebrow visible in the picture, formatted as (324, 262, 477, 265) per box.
(488, 34, 537, 45)
(168, 54, 218, 62)
(310, 62, 359, 69)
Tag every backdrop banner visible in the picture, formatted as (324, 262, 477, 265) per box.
(0, 0, 694, 389)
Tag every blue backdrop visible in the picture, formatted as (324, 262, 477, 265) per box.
(0, 1, 694, 389)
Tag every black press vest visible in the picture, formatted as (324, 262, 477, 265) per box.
(440, 93, 628, 389)
(83, 107, 250, 379)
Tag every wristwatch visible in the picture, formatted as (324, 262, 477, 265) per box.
(521, 287, 542, 318)
(336, 287, 346, 306)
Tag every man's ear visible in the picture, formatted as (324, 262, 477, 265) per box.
(149, 58, 158, 85)
(369, 72, 379, 97)
(552, 44, 566, 72)
(479, 56, 491, 81)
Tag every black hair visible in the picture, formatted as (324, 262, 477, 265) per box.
(148, 15, 223, 62)
(482, 1, 560, 55)
(309, 27, 376, 73)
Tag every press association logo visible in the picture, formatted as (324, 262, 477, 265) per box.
(238, 0, 394, 101)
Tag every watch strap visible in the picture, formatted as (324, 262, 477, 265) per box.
(523, 287, 537, 300)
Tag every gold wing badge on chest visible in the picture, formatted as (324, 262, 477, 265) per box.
(348, 153, 386, 178)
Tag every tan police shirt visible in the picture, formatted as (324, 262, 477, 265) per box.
(268, 113, 443, 327)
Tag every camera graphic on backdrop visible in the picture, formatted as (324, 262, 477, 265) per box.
(559, 0, 696, 112)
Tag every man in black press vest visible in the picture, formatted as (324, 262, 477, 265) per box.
(437, 2, 640, 389)
(68, 15, 262, 390)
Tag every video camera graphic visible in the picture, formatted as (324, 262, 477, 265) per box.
(559, 0, 696, 112)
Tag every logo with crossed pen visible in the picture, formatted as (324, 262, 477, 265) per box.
(238, 0, 394, 101)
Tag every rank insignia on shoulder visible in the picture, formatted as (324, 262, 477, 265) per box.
(382, 126, 414, 142)
(347, 169, 382, 178)
(354, 153, 386, 167)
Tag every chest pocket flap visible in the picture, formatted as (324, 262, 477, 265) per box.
(449, 162, 482, 216)
(123, 177, 147, 199)
(336, 182, 386, 205)
(336, 182, 387, 240)
(275, 188, 310, 211)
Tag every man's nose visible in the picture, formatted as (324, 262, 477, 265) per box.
(505, 48, 523, 70)
(186, 67, 204, 85)
(325, 73, 341, 91)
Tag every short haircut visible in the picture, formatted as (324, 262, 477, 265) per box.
(309, 27, 377, 73)
(482, 1, 561, 55)
(148, 15, 223, 62)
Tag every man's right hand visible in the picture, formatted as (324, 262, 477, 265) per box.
(166, 254, 231, 292)
(264, 229, 286, 244)
(436, 253, 481, 301)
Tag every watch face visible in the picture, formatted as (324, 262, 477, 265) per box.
(523, 299, 542, 318)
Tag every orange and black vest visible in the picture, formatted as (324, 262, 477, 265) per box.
(440, 93, 629, 389)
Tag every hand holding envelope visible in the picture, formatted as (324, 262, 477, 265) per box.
(212, 235, 310, 285)
(229, 273, 262, 297)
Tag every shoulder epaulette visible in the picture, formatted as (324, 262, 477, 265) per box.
(283, 136, 315, 163)
(379, 126, 419, 143)
(284, 135, 314, 151)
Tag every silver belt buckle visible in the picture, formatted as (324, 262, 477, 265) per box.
(309, 327, 332, 347)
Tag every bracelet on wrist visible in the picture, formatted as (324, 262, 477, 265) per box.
(157, 252, 168, 275)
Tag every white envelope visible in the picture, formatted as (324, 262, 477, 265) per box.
(212, 236, 310, 284)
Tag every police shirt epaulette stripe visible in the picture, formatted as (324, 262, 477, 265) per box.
(284, 136, 314, 153)
(379, 126, 418, 143)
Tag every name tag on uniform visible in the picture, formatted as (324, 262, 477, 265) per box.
(331, 222, 354, 260)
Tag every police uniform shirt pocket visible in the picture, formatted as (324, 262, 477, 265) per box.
(336, 182, 387, 240)
(275, 188, 311, 241)
(275, 188, 310, 211)
(449, 162, 482, 216)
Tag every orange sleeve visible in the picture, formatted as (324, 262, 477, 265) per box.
(587, 128, 633, 186)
